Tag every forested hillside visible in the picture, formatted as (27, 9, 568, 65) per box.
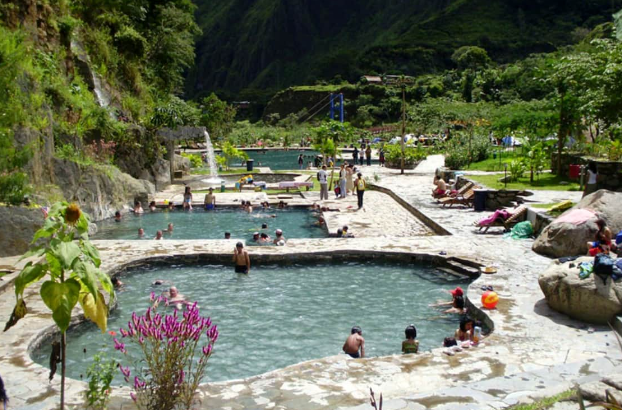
(187, 0, 613, 101)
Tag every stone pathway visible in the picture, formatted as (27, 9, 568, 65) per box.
(0, 156, 619, 409)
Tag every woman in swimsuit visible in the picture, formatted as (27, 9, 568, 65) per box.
(183, 186, 193, 210)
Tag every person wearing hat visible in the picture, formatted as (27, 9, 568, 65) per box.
(343, 326, 365, 358)
(273, 229, 286, 245)
(204, 188, 216, 210)
(429, 286, 464, 308)
(232, 242, 250, 274)
(252, 232, 260, 242)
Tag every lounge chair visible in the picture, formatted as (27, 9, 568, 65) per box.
(438, 187, 478, 208)
(436, 181, 474, 200)
(476, 205, 527, 233)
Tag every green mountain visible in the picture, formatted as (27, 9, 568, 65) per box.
(187, 0, 611, 101)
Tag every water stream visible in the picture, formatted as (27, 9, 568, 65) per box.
(203, 130, 222, 185)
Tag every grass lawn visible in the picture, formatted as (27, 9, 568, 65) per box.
(465, 149, 524, 172)
(469, 173, 581, 191)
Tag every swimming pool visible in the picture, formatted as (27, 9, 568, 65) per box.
(93, 208, 326, 241)
(224, 149, 378, 170)
(32, 261, 471, 383)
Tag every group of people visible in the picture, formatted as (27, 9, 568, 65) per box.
(317, 163, 367, 209)
(343, 287, 482, 359)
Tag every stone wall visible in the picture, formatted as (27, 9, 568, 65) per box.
(0, 206, 44, 257)
(551, 153, 622, 191)
(53, 158, 155, 221)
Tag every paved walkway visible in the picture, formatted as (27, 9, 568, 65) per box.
(0, 156, 618, 410)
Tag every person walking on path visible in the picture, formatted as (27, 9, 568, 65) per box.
(298, 153, 304, 170)
(352, 147, 358, 165)
(318, 165, 328, 200)
(379, 148, 385, 167)
(359, 149, 364, 166)
(339, 164, 347, 198)
(346, 164, 354, 194)
(365, 145, 372, 166)
(355, 172, 366, 209)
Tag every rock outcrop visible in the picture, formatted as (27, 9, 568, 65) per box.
(533, 190, 622, 257)
(53, 158, 155, 221)
(538, 258, 622, 324)
(0, 206, 45, 257)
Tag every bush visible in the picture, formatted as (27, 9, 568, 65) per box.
(181, 152, 202, 168)
(383, 144, 427, 168)
(114, 26, 147, 60)
(444, 150, 469, 170)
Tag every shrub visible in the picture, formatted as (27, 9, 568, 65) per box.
(114, 26, 147, 60)
(115, 295, 218, 410)
(181, 152, 202, 168)
(383, 144, 427, 168)
(444, 150, 469, 170)
(85, 353, 117, 409)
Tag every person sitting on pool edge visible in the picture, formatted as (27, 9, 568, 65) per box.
(273, 229, 286, 245)
(455, 317, 474, 342)
(342, 226, 354, 238)
(233, 242, 250, 274)
(204, 188, 216, 210)
(343, 326, 365, 358)
(402, 324, 419, 354)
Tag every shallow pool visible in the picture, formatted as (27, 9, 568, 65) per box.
(93, 208, 326, 241)
(32, 261, 471, 383)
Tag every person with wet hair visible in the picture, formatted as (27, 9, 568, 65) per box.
(455, 317, 474, 342)
(444, 295, 466, 314)
(402, 324, 419, 354)
(343, 326, 365, 358)
(233, 242, 250, 274)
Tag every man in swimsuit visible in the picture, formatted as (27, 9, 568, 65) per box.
(233, 242, 250, 274)
(204, 188, 216, 210)
(343, 326, 365, 358)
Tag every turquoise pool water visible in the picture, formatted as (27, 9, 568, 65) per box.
(32, 261, 471, 383)
(224, 149, 378, 170)
(93, 208, 326, 241)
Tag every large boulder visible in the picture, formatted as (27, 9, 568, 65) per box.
(533, 190, 622, 257)
(174, 154, 191, 175)
(538, 258, 622, 324)
(0, 206, 45, 257)
(53, 158, 155, 221)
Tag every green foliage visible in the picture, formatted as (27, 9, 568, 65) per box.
(150, 96, 200, 128)
(114, 26, 147, 60)
(219, 141, 248, 170)
(85, 353, 117, 410)
(200, 93, 236, 141)
(383, 144, 427, 168)
(312, 120, 355, 145)
(452, 46, 492, 70)
(181, 152, 202, 168)
(6, 202, 112, 334)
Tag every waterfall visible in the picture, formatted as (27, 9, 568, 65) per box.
(92, 73, 111, 108)
(203, 130, 222, 185)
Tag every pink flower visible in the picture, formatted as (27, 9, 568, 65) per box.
(130, 392, 137, 402)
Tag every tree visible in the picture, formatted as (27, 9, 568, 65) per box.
(4, 203, 112, 410)
(219, 141, 248, 170)
(200, 93, 236, 141)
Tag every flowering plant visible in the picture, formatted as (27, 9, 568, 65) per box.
(115, 293, 218, 409)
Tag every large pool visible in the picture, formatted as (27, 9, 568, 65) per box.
(93, 208, 326, 241)
(225, 149, 378, 170)
(32, 261, 471, 383)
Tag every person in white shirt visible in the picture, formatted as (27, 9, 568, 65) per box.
(318, 165, 328, 200)
(583, 162, 598, 198)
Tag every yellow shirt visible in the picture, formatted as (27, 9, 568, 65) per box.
(356, 178, 366, 191)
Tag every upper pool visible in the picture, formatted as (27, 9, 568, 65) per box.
(93, 208, 326, 241)
(32, 260, 471, 383)
(225, 149, 378, 170)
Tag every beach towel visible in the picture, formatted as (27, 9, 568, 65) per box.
(553, 209, 596, 225)
(477, 209, 512, 227)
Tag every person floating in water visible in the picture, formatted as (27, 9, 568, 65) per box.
(204, 188, 216, 210)
(233, 242, 250, 274)
(402, 324, 419, 354)
(154, 230, 163, 240)
(115, 211, 122, 222)
(138, 228, 145, 237)
(343, 326, 365, 358)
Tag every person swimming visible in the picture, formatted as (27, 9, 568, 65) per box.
(138, 228, 145, 237)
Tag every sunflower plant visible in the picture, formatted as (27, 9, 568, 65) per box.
(3, 202, 113, 410)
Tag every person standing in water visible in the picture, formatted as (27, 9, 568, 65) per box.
(233, 242, 251, 274)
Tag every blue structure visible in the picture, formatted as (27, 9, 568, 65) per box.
(329, 93, 345, 123)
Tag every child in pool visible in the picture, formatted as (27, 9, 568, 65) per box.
(402, 324, 419, 354)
